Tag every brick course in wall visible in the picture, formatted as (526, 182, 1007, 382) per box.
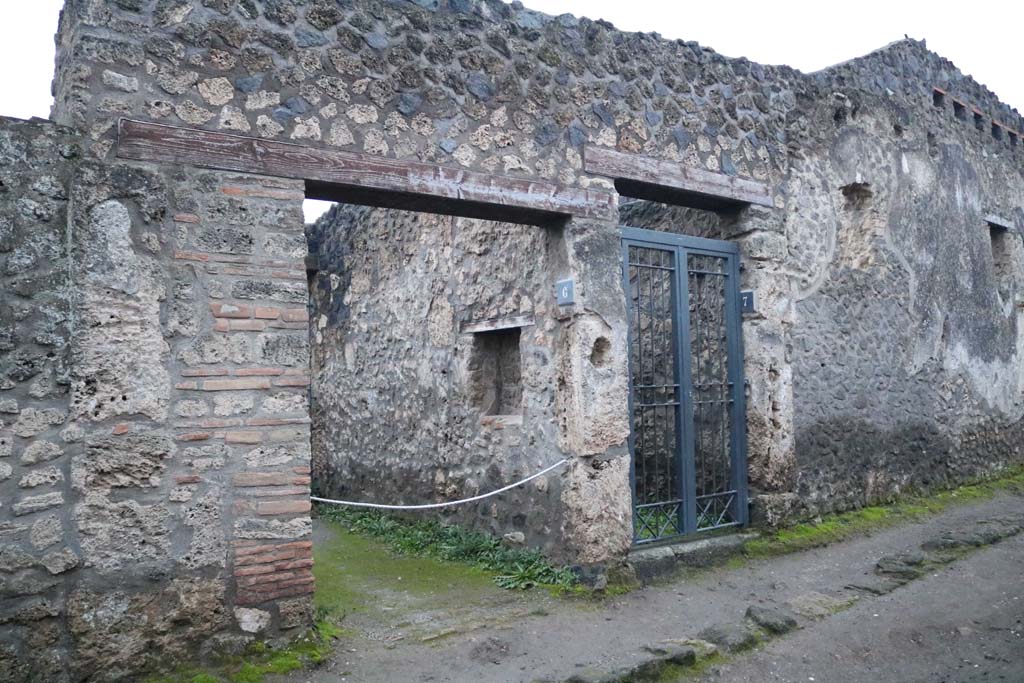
(0, 123, 315, 679)
(166, 171, 314, 630)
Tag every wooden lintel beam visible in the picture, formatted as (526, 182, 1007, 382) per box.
(583, 146, 773, 208)
(116, 119, 618, 224)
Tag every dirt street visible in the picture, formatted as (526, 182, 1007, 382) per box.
(276, 492, 1024, 683)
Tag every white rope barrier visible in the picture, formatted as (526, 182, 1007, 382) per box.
(310, 458, 569, 510)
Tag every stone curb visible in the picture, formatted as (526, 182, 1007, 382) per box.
(533, 603, 801, 682)
(847, 514, 1024, 596)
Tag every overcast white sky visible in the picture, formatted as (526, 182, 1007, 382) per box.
(3, 0, 1020, 221)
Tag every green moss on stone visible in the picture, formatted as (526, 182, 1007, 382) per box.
(143, 621, 338, 683)
(663, 651, 725, 681)
(746, 465, 1024, 558)
(313, 517, 500, 621)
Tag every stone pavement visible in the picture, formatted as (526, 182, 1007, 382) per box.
(275, 491, 1024, 683)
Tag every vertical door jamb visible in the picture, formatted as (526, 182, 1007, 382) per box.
(620, 239, 640, 542)
(725, 252, 749, 525)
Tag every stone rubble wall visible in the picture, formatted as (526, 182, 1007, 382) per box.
(307, 204, 635, 567)
(45, 0, 806, 570)
(0, 0, 1019, 679)
(308, 205, 577, 559)
(64, 159, 314, 682)
(0, 117, 79, 683)
(51, 0, 797, 192)
(0, 114, 314, 681)
(778, 43, 1024, 519)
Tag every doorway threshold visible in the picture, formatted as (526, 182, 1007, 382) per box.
(628, 531, 759, 583)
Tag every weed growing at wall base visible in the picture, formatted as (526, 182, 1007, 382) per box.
(143, 622, 341, 683)
(314, 504, 579, 590)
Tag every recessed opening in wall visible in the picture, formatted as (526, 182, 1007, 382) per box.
(304, 190, 556, 581)
(992, 122, 1004, 141)
(469, 327, 523, 416)
(932, 89, 946, 108)
(953, 100, 967, 121)
(590, 336, 612, 368)
(974, 111, 985, 131)
(988, 222, 1014, 298)
(840, 181, 873, 209)
(1010, 131, 1019, 147)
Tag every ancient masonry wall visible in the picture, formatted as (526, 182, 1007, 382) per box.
(0, 117, 78, 683)
(44, 0, 803, 578)
(780, 43, 1024, 518)
(308, 205, 577, 560)
(0, 0, 1021, 679)
(308, 205, 640, 567)
(1, 114, 315, 680)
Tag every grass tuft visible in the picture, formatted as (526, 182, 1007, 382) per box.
(315, 504, 579, 591)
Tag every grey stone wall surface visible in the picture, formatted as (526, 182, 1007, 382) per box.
(308, 203, 634, 566)
(1, 112, 316, 682)
(60, 157, 315, 682)
(0, 117, 79, 683)
(40, 0, 821, 575)
(781, 42, 1024, 518)
(50, 0, 798, 192)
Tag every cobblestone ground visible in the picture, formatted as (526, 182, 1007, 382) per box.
(275, 491, 1024, 683)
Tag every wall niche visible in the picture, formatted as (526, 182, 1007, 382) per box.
(469, 327, 523, 417)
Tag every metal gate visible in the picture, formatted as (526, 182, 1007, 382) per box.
(621, 227, 748, 545)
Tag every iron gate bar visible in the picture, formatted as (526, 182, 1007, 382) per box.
(710, 247, 744, 529)
(621, 226, 748, 544)
(688, 256, 705, 534)
(670, 241, 687, 538)
(627, 263, 676, 270)
(723, 242, 749, 525)
(623, 239, 685, 542)
(620, 227, 743, 254)
(690, 251, 735, 531)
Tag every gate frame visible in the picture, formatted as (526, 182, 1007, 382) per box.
(620, 226, 749, 545)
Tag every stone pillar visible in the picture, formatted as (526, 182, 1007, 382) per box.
(159, 170, 314, 629)
(723, 205, 797, 524)
(56, 160, 313, 678)
(554, 216, 634, 567)
(166, 172, 315, 630)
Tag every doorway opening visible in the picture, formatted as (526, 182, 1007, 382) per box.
(299, 192, 579, 638)
(302, 197, 567, 555)
(618, 198, 749, 545)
